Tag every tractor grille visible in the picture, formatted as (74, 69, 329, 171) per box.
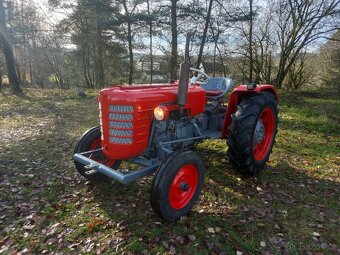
(109, 105, 133, 112)
(109, 113, 133, 121)
(109, 121, 133, 129)
(108, 104, 134, 144)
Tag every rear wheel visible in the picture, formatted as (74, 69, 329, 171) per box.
(151, 150, 205, 221)
(74, 126, 121, 182)
(227, 92, 278, 174)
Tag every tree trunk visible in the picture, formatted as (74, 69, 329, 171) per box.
(0, 68, 2, 91)
(170, 0, 178, 81)
(196, 0, 213, 69)
(213, 43, 216, 76)
(127, 21, 134, 85)
(122, 0, 134, 85)
(267, 51, 272, 83)
(248, 0, 253, 83)
(95, 13, 104, 88)
(0, 0, 23, 95)
(276, 66, 286, 89)
(147, 0, 153, 83)
(29, 63, 33, 85)
(82, 52, 90, 88)
(275, 49, 285, 88)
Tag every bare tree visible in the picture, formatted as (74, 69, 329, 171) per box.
(170, 0, 178, 81)
(320, 29, 340, 90)
(196, 0, 214, 69)
(147, 0, 153, 83)
(285, 52, 314, 90)
(252, 14, 275, 83)
(248, 0, 254, 83)
(273, 0, 340, 88)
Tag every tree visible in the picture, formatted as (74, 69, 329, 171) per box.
(119, 0, 150, 85)
(273, 0, 340, 88)
(251, 14, 275, 84)
(0, 0, 23, 95)
(285, 52, 315, 90)
(170, 0, 178, 81)
(196, 0, 213, 69)
(248, 0, 254, 83)
(321, 29, 340, 90)
(147, 0, 153, 83)
(53, 0, 126, 88)
(109, 0, 151, 85)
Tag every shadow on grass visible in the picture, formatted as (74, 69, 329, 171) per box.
(87, 143, 339, 254)
(0, 88, 95, 118)
(1, 89, 339, 254)
(2, 119, 335, 254)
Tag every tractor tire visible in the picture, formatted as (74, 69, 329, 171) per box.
(227, 92, 278, 174)
(151, 149, 205, 221)
(74, 126, 121, 182)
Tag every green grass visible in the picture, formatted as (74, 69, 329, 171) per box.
(0, 87, 339, 254)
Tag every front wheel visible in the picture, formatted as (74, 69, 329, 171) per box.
(151, 150, 205, 221)
(227, 92, 278, 174)
(74, 126, 121, 182)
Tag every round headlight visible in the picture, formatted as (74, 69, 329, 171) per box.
(154, 106, 169, 121)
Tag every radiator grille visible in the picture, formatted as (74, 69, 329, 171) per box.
(109, 129, 133, 137)
(109, 113, 133, 121)
(109, 105, 134, 112)
(109, 137, 133, 144)
(108, 104, 134, 144)
(109, 121, 133, 129)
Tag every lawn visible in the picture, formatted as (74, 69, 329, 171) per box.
(0, 87, 339, 255)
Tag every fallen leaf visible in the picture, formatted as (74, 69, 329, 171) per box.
(175, 236, 184, 244)
(312, 232, 321, 237)
(162, 241, 169, 249)
(169, 245, 176, 254)
(22, 224, 35, 230)
(188, 234, 196, 241)
(207, 227, 215, 233)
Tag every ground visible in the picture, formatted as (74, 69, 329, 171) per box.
(0, 88, 339, 255)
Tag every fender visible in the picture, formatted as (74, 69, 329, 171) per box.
(221, 84, 278, 138)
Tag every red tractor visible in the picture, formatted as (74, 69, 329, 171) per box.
(73, 35, 278, 221)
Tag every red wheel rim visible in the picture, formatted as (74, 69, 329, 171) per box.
(253, 107, 275, 161)
(169, 164, 198, 209)
(89, 139, 116, 166)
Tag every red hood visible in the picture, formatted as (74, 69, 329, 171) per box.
(98, 83, 205, 160)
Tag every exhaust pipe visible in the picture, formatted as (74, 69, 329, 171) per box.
(177, 33, 191, 116)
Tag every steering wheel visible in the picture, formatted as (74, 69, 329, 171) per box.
(190, 67, 210, 84)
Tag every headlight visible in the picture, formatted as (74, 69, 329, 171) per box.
(154, 106, 169, 121)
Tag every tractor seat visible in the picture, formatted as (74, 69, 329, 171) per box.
(201, 77, 234, 99)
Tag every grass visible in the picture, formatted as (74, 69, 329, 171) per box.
(0, 87, 339, 255)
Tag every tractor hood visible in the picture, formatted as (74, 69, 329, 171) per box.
(98, 83, 205, 160)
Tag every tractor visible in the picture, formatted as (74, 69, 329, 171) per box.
(73, 34, 279, 221)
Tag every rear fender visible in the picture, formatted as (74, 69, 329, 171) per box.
(221, 85, 278, 138)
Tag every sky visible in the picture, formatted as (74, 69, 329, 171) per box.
(29, 0, 330, 55)
(32, 0, 68, 25)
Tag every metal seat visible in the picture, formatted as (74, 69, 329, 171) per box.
(201, 77, 234, 99)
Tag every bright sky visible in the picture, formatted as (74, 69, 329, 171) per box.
(30, 0, 327, 54)
(32, 0, 68, 25)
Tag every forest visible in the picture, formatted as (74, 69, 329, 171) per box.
(0, 0, 339, 94)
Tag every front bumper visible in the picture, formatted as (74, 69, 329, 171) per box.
(73, 149, 159, 184)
